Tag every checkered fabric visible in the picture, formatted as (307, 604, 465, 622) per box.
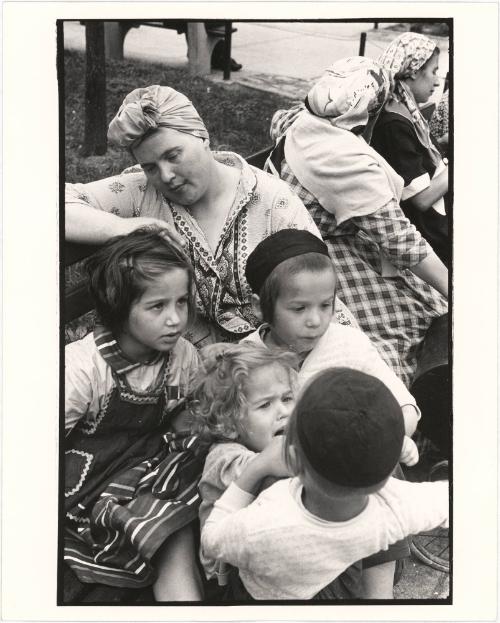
(279, 159, 447, 387)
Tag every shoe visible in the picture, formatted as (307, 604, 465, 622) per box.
(211, 56, 242, 71)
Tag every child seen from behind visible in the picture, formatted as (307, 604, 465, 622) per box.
(201, 367, 449, 600)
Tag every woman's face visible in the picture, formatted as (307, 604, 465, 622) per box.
(132, 127, 213, 207)
(408, 51, 441, 104)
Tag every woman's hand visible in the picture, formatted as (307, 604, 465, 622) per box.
(116, 216, 186, 247)
(66, 203, 185, 247)
(399, 435, 419, 466)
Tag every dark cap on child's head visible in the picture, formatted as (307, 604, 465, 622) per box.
(297, 367, 405, 488)
(245, 229, 330, 294)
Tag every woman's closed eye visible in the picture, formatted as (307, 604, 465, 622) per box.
(164, 150, 181, 163)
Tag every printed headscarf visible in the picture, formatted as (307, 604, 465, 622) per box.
(108, 85, 209, 149)
(378, 32, 437, 80)
(305, 56, 393, 133)
(378, 33, 442, 166)
(278, 57, 404, 223)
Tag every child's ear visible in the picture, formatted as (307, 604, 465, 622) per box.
(251, 293, 263, 321)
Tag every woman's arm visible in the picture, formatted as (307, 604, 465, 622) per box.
(410, 250, 448, 299)
(65, 174, 184, 245)
(408, 167, 448, 212)
(352, 202, 448, 299)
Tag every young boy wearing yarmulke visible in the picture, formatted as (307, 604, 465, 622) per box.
(201, 367, 449, 600)
(240, 229, 422, 598)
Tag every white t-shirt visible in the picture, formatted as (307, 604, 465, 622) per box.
(202, 476, 448, 600)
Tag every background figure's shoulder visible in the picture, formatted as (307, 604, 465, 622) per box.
(65, 330, 99, 364)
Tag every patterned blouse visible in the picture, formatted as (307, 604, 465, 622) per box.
(66, 151, 355, 347)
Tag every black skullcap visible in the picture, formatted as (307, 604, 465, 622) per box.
(245, 229, 330, 294)
(297, 368, 405, 488)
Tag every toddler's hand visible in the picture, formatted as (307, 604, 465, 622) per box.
(400, 435, 419, 466)
(257, 436, 291, 479)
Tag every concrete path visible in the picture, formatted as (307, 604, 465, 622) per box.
(63, 19, 450, 601)
(63, 20, 449, 102)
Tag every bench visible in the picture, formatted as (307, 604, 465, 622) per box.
(102, 20, 236, 78)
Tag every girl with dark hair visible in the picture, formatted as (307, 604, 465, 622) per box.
(64, 227, 207, 602)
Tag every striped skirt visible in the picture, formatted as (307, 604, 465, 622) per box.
(64, 432, 209, 588)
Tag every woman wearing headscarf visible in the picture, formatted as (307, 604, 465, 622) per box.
(372, 32, 449, 265)
(66, 85, 356, 349)
(267, 57, 448, 389)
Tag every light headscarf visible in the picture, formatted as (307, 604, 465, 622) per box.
(107, 85, 209, 149)
(306, 56, 393, 133)
(281, 57, 404, 223)
(378, 32, 442, 166)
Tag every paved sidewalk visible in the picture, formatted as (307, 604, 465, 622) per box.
(63, 21, 449, 102)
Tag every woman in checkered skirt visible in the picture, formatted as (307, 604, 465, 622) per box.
(266, 57, 448, 387)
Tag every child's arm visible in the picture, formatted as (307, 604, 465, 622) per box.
(383, 477, 449, 536)
(233, 436, 290, 495)
(201, 437, 290, 569)
(356, 331, 421, 436)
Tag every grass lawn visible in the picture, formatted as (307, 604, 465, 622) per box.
(63, 49, 290, 183)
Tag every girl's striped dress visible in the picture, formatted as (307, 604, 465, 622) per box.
(64, 325, 208, 588)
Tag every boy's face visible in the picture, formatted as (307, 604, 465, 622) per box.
(269, 268, 336, 356)
(238, 363, 295, 453)
(118, 267, 189, 361)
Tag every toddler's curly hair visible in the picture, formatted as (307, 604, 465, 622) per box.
(190, 342, 298, 443)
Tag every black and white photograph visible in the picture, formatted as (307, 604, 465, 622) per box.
(1, 3, 498, 622)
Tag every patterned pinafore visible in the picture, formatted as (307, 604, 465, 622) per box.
(64, 354, 208, 588)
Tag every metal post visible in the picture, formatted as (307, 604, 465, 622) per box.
(359, 31, 367, 56)
(223, 21, 233, 81)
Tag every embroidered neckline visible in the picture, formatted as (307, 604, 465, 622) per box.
(166, 151, 257, 274)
